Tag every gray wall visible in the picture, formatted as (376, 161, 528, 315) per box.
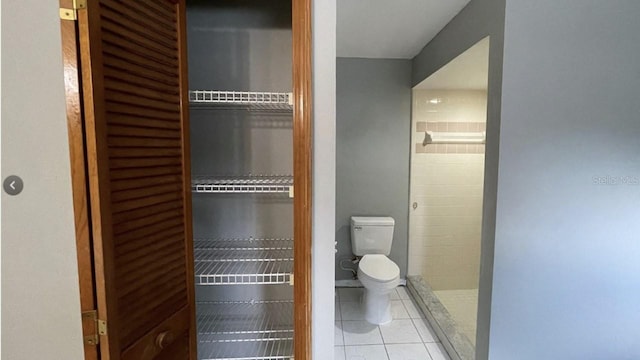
(489, 0, 640, 358)
(411, 0, 506, 356)
(1, 0, 84, 358)
(312, 0, 337, 355)
(335, 58, 412, 280)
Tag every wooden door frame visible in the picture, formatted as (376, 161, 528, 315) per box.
(292, 0, 313, 359)
(59, 1, 99, 359)
(62, 0, 312, 358)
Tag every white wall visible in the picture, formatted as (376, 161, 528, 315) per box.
(490, 0, 640, 358)
(409, 90, 486, 290)
(312, 0, 337, 358)
(1, 1, 84, 359)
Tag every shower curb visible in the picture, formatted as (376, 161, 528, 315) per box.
(406, 275, 475, 360)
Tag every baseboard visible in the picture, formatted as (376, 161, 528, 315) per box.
(335, 278, 407, 287)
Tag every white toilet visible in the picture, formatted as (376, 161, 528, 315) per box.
(351, 216, 400, 325)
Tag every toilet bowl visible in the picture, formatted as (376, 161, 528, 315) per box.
(358, 254, 400, 324)
(350, 216, 399, 325)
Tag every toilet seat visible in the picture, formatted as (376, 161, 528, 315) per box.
(359, 254, 400, 282)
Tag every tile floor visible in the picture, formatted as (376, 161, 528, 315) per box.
(433, 289, 478, 345)
(335, 287, 451, 360)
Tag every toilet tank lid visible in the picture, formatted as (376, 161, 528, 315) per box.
(351, 216, 394, 226)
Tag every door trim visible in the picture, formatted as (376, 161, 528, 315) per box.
(292, 0, 313, 358)
(59, 0, 99, 358)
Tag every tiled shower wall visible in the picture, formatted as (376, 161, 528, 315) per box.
(408, 90, 486, 290)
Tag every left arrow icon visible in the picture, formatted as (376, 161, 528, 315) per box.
(4, 176, 24, 195)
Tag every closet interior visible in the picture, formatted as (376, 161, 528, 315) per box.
(186, 1, 295, 359)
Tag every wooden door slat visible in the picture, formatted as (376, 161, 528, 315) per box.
(113, 207, 184, 235)
(106, 90, 180, 113)
(109, 156, 183, 170)
(108, 136, 182, 148)
(103, 54, 179, 88)
(107, 101, 181, 121)
(101, 20, 177, 61)
(111, 199, 183, 224)
(101, 7, 178, 51)
(111, 216, 184, 244)
(112, 1, 176, 35)
(111, 174, 183, 192)
(105, 80, 181, 106)
(119, 288, 186, 328)
(110, 166, 182, 181)
(111, 190, 182, 214)
(101, 30, 178, 68)
(120, 306, 190, 360)
(114, 226, 185, 257)
(109, 147, 183, 159)
(116, 246, 185, 282)
(115, 231, 184, 266)
(135, 0, 177, 25)
(100, 1, 177, 41)
(103, 42, 178, 79)
(117, 262, 185, 300)
(108, 125, 180, 139)
(108, 114, 181, 130)
(120, 295, 187, 350)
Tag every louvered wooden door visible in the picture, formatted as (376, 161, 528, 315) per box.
(76, 0, 195, 359)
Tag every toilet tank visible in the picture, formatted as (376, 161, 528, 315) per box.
(350, 216, 395, 256)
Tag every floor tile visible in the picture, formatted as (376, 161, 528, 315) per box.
(425, 342, 451, 360)
(335, 346, 346, 360)
(342, 321, 384, 345)
(390, 300, 410, 319)
(389, 288, 400, 300)
(396, 286, 411, 300)
(336, 299, 342, 320)
(412, 318, 438, 343)
(385, 343, 432, 360)
(335, 321, 344, 346)
(402, 298, 425, 319)
(344, 345, 389, 360)
(379, 319, 421, 344)
(338, 287, 365, 302)
(340, 301, 366, 321)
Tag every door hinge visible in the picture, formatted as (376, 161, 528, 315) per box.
(60, 0, 87, 21)
(289, 273, 294, 286)
(82, 310, 107, 346)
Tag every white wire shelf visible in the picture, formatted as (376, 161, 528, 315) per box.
(197, 301, 293, 360)
(194, 238, 293, 251)
(190, 90, 293, 111)
(192, 175, 293, 194)
(195, 239, 293, 285)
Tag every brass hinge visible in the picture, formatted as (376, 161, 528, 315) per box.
(60, 0, 87, 21)
(82, 310, 107, 346)
(289, 273, 294, 286)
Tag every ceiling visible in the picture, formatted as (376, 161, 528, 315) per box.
(414, 37, 490, 90)
(337, 0, 471, 59)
